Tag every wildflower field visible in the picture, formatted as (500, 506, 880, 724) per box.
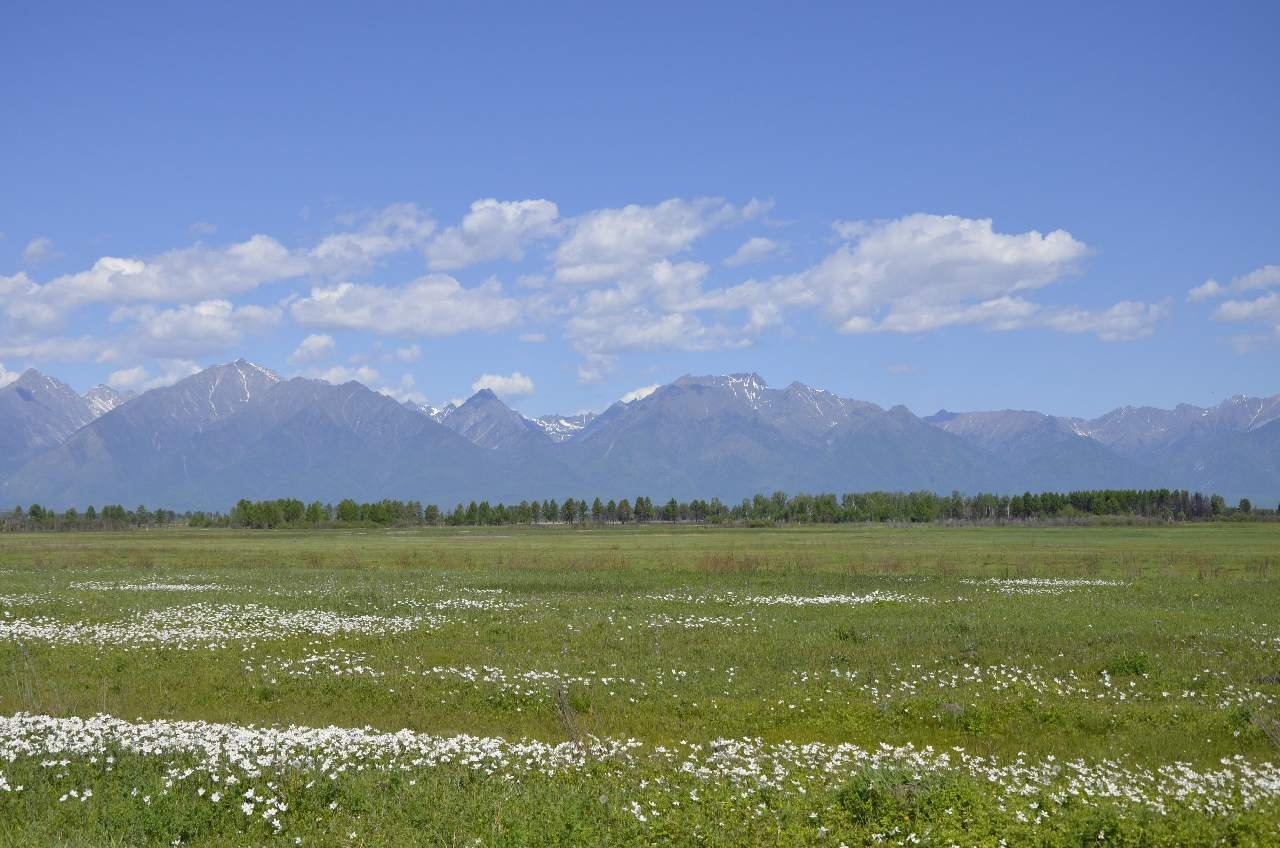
(1, 523, 1278, 846)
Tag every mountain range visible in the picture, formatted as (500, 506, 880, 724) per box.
(1, 359, 1276, 510)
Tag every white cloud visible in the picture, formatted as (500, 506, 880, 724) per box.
(291, 275, 520, 337)
(1194, 264, 1280, 349)
(315, 364, 381, 385)
(560, 259, 757, 380)
(289, 334, 337, 365)
(189, 221, 218, 237)
(106, 359, 201, 392)
(427, 199, 560, 270)
(1187, 279, 1222, 302)
(107, 366, 149, 390)
(22, 237, 56, 265)
(471, 371, 535, 397)
(0, 272, 35, 298)
(0, 363, 19, 388)
(779, 213, 1091, 333)
(886, 364, 917, 376)
(1, 202, 1182, 377)
(723, 236, 781, 267)
(568, 308, 742, 354)
(554, 197, 764, 284)
(114, 299, 282, 357)
(620, 383, 660, 403)
(1231, 264, 1280, 293)
(1190, 265, 1280, 302)
(3, 204, 434, 331)
(307, 203, 436, 276)
(375, 373, 426, 405)
(8, 236, 302, 330)
(1041, 300, 1169, 341)
(551, 212, 1153, 377)
(0, 335, 110, 363)
(1214, 292, 1280, 323)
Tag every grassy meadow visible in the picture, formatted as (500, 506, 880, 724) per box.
(1, 523, 1278, 845)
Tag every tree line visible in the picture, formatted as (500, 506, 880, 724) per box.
(210, 488, 1266, 528)
(0, 503, 182, 532)
(2, 489, 1271, 532)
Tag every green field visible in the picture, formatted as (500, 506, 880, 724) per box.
(1, 524, 1278, 846)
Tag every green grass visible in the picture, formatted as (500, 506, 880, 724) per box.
(1, 523, 1278, 845)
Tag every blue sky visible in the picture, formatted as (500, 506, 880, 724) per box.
(2, 2, 1277, 418)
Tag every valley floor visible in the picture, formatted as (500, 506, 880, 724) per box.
(1, 524, 1278, 845)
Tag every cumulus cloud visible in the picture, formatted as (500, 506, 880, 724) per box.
(1187, 280, 1222, 302)
(559, 259, 759, 381)
(0, 363, 19, 388)
(1230, 264, 1280, 293)
(1214, 292, 1280, 323)
(3, 203, 434, 331)
(780, 213, 1092, 333)
(554, 197, 765, 284)
(22, 237, 56, 265)
(291, 275, 520, 337)
(7, 236, 302, 330)
(307, 203, 436, 276)
(1, 201, 1180, 378)
(106, 366, 148, 390)
(723, 236, 781, 267)
(1190, 264, 1280, 302)
(315, 364, 381, 385)
(0, 272, 34, 298)
(1187, 267, 1280, 303)
(107, 359, 201, 392)
(375, 373, 426, 405)
(0, 335, 111, 363)
(620, 383, 660, 403)
(112, 299, 282, 357)
(289, 334, 337, 365)
(554, 212, 1163, 378)
(1041, 300, 1170, 341)
(427, 199, 560, 270)
(1192, 264, 1280, 349)
(471, 371, 535, 397)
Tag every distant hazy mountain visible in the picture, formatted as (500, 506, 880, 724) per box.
(929, 395, 1280, 499)
(0, 370, 98, 476)
(925, 409, 1158, 491)
(563, 374, 997, 498)
(2, 360, 281, 505)
(1, 359, 1276, 508)
(402, 399, 456, 422)
(1072, 395, 1280, 459)
(531, 412, 597, 443)
(84, 385, 135, 417)
(436, 389, 550, 450)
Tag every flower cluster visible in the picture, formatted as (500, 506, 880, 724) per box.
(0, 603, 429, 650)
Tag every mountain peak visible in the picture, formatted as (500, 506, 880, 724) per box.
(532, 411, 597, 443)
(84, 385, 134, 417)
(15, 368, 56, 388)
(437, 388, 544, 449)
(229, 359, 280, 383)
(674, 372, 770, 408)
